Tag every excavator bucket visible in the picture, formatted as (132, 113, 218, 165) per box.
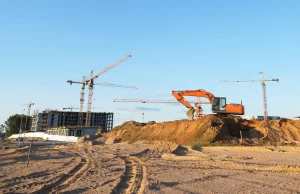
(186, 108, 195, 120)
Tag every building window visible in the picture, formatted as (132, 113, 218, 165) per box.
(69, 130, 75, 136)
(76, 130, 82, 137)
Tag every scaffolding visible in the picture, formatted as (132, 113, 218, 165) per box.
(31, 110, 113, 132)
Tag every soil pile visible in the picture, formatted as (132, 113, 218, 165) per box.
(131, 140, 181, 159)
(105, 137, 120, 145)
(106, 115, 300, 146)
(257, 119, 300, 144)
(75, 134, 101, 147)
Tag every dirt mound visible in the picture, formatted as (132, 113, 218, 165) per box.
(106, 115, 300, 146)
(257, 119, 300, 145)
(132, 141, 181, 159)
(107, 115, 231, 146)
(104, 137, 120, 145)
(76, 134, 101, 147)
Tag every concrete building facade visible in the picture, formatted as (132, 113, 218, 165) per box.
(31, 110, 113, 133)
(47, 127, 99, 137)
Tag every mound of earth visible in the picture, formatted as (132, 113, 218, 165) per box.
(104, 137, 121, 145)
(259, 119, 300, 145)
(75, 134, 102, 147)
(106, 115, 300, 146)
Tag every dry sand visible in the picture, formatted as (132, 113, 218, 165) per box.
(107, 115, 300, 146)
(1, 140, 300, 193)
(1, 115, 300, 193)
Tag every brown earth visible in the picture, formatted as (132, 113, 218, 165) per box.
(1, 139, 300, 193)
(1, 116, 300, 193)
(106, 115, 300, 146)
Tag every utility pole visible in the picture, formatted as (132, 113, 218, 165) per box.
(17, 109, 25, 147)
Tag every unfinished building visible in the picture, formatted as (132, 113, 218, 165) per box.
(31, 109, 113, 133)
(46, 127, 100, 137)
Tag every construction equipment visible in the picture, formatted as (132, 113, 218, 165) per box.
(172, 89, 244, 119)
(113, 98, 211, 118)
(67, 54, 134, 127)
(219, 72, 278, 122)
(63, 106, 103, 111)
(67, 77, 136, 125)
(113, 98, 208, 104)
(94, 81, 137, 88)
(63, 106, 79, 111)
(19, 101, 34, 116)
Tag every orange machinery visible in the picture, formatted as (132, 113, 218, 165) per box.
(172, 89, 244, 119)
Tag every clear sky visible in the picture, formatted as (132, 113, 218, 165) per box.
(1, 0, 300, 126)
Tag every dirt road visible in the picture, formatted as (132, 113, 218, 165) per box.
(1, 141, 300, 193)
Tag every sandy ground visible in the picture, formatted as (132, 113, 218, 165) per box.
(107, 116, 300, 146)
(1, 141, 300, 194)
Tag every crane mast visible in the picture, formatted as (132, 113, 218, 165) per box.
(86, 70, 94, 127)
(68, 79, 136, 126)
(79, 76, 86, 125)
(85, 55, 132, 127)
(260, 72, 268, 123)
(219, 72, 279, 123)
(67, 54, 133, 127)
(19, 101, 35, 116)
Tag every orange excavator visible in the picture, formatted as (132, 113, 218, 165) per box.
(172, 89, 245, 119)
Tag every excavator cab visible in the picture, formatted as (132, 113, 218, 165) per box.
(212, 97, 226, 113)
(172, 89, 244, 120)
(212, 97, 244, 115)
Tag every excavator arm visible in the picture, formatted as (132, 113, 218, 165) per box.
(172, 89, 244, 119)
(172, 89, 215, 119)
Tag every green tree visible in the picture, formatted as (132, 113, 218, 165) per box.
(4, 114, 32, 137)
(0, 124, 5, 133)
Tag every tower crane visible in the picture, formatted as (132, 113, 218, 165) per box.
(113, 98, 210, 104)
(67, 54, 134, 127)
(19, 101, 34, 116)
(113, 98, 211, 118)
(67, 77, 136, 125)
(63, 106, 103, 111)
(63, 106, 79, 111)
(219, 72, 279, 122)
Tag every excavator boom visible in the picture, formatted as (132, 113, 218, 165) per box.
(172, 89, 244, 119)
(172, 90, 215, 119)
(172, 90, 215, 106)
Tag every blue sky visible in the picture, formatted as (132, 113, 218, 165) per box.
(1, 0, 300, 126)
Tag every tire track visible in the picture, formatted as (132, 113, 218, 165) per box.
(34, 151, 93, 194)
(111, 156, 147, 194)
(129, 157, 147, 194)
